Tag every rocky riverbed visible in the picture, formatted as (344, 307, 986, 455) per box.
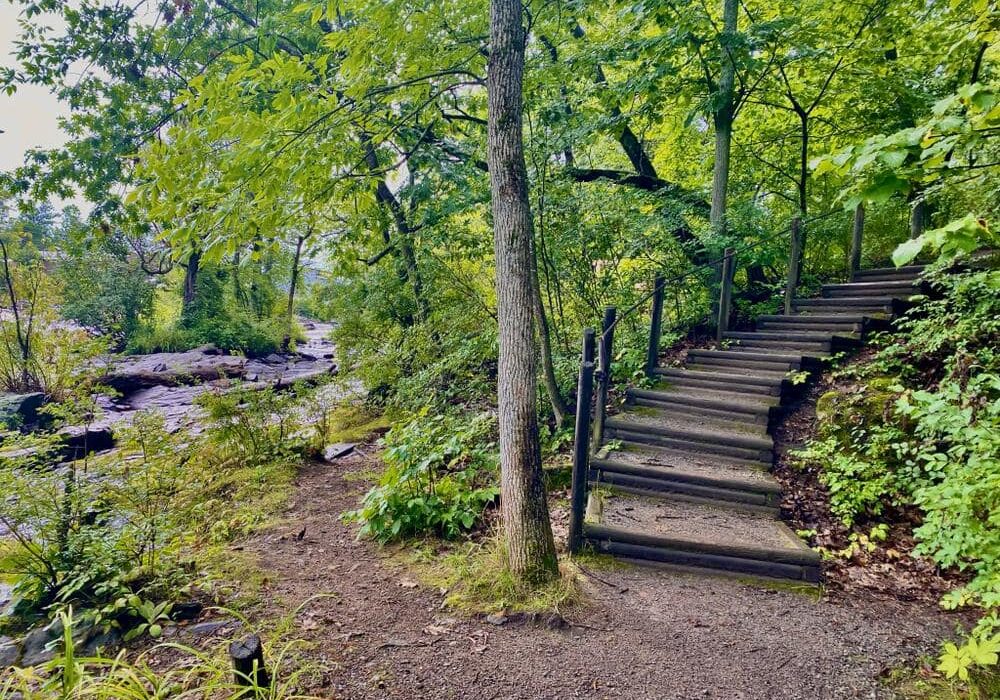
(63, 320, 340, 451)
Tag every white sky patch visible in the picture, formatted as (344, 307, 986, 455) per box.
(1, 3, 88, 212)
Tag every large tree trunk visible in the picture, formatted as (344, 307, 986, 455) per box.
(710, 0, 738, 233)
(488, 0, 559, 584)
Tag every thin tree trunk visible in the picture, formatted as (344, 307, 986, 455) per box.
(488, 0, 559, 584)
(283, 233, 306, 352)
(182, 249, 201, 313)
(710, 0, 738, 234)
(529, 230, 568, 426)
(796, 109, 809, 271)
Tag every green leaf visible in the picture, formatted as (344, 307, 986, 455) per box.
(892, 237, 925, 267)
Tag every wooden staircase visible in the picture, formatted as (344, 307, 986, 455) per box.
(575, 264, 926, 583)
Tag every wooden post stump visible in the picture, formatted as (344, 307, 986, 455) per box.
(230, 634, 270, 693)
(716, 248, 735, 342)
(568, 329, 596, 554)
(784, 217, 802, 316)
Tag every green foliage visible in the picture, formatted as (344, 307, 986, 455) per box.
(128, 265, 286, 356)
(345, 410, 499, 542)
(0, 231, 106, 397)
(0, 606, 323, 698)
(797, 262, 1000, 679)
(55, 241, 156, 346)
(0, 382, 325, 639)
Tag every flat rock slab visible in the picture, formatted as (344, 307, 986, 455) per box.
(96, 348, 247, 395)
(601, 493, 802, 553)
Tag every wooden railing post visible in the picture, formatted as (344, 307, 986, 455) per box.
(784, 217, 802, 316)
(591, 306, 617, 453)
(849, 203, 864, 280)
(645, 275, 665, 378)
(568, 328, 596, 554)
(716, 248, 735, 342)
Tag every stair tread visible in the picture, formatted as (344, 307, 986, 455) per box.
(760, 313, 866, 322)
(854, 265, 925, 277)
(656, 366, 788, 382)
(595, 452, 779, 491)
(629, 386, 777, 411)
(825, 280, 918, 290)
(614, 440, 772, 470)
(724, 344, 831, 358)
(796, 295, 897, 302)
(609, 408, 770, 440)
(725, 330, 836, 341)
(689, 348, 805, 363)
(685, 362, 800, 379)
(591, 493, 816, 562)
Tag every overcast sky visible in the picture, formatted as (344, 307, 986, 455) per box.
(0, 3, 87, 211)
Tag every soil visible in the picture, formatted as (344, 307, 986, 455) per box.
(771, 349, 971, 606)
(198, 444, 965, 700)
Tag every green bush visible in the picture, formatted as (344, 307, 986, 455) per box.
(345, 409, 499, 542)
(127, 266, 286, 356)
(796, 261, 1000, 680)
(57, 250, 155, 346)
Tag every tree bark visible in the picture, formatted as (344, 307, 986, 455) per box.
(710, 0, 738, 234)
(529, 229, 569, 426)
(283, 233, 306, 352)
(488, 0, 559, 583)
(182, 249, 201, 312)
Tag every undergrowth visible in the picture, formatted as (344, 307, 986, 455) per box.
(794, 242, 1000, 687)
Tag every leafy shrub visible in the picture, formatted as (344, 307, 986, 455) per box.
(128, 264, 286, 356)
(56, 250, 155, 346)
(345, 410, 499, 542)
(1, 383, 322, 639)
(0, 607, 322, 698)
(796, 258, 1000, 681)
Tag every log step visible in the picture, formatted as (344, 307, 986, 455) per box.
(853, 265, 924, 282)
(584, 495, 821, 582)
(687, 349, 803, 370)
(590, 457, 781, 510)
(605, 416, 774, 463)
(823, 282, 919, 299)
(793, 296, 896, 311)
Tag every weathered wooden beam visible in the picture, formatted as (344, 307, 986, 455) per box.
(716, 248, 735, 341)
(645, 275, 665, 378)
(783, 218, 802, 316)
(568, 328, 596, 554)
(591, 306, 617, 453)
(849, 203, 864, 279)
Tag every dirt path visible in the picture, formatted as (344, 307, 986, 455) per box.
(235, 452, 959, 700)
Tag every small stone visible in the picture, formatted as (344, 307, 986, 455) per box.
(188, 620, 231, 636)
(485, 613, 507, 626)
(323, 443, 356, 461)
(171, 600, 204, 621)
(0, 637, 20, 667)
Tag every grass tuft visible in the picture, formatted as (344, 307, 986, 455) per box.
(403, 537, 583, 615)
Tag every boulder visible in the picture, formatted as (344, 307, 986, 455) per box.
(0, 392, 46, 428)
